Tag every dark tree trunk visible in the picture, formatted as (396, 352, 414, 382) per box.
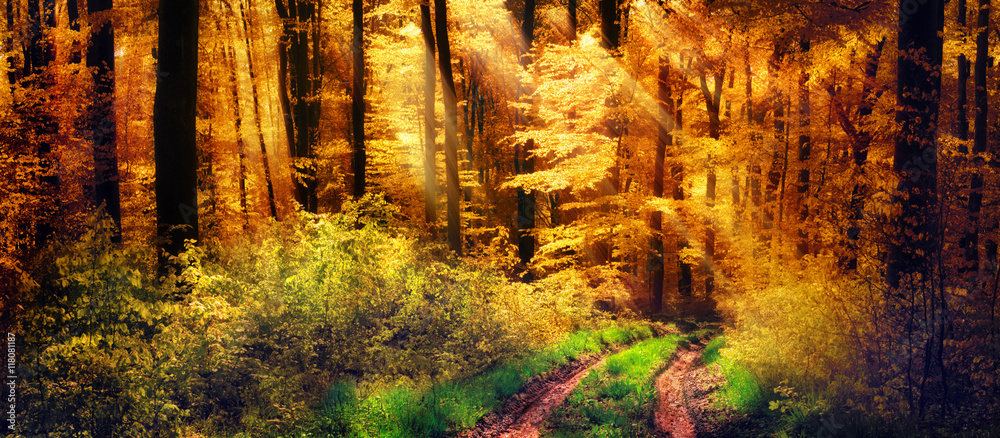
(516, 0, 537, 279)
(435, 0, 461, 255)
(699, 71, 722, 296)
(795, 38, 810, 258)
(294, 1, 318, 211)
(420, 2, 436, 225)
(961, 0, 989, 276)
(154, 0, 199, 269)
(828, 37, 885, 270)
(599, 0, 620, 50)
(274, 0, 299, 207)
(517, 140, 536, 280)
(957, 0, 970, 146)
(886, 0, 944, 290)
(87, 0, 120, 242)
(650, 57, 670, 313)
(352, 0, 366, 198)
(674, 78, 692, 297)
(568, 0, 577, 41)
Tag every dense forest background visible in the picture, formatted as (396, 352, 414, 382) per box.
(1, 0, 999, 436)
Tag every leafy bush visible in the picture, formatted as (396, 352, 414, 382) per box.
(16, 198, 621, 437)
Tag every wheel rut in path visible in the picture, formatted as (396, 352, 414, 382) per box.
(459, 354, 605, 438)
(654, 344, 704, 438)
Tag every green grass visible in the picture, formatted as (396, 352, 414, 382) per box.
(300, 322, 657, 437)
(543, 334, 691, 438)
(700, 336, 765, 413)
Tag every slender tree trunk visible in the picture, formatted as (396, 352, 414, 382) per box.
(829, 37, 885, 270)
(87, 0, 119, 242)
(226, 44, 251, 230)
(516, 0, 537, 279)
(352, 0, 366, 197)
(238, 1, 277, 218)
(958, 0, 970, 147)
(274, 0, 299, 207)
(795, 38, 811, 258)
(674, 73, 692, 297)
(700, 71, 722, 296)
(420, 2, 436, 225)
(650, 57, 670, 313)
(293, 0, 317, 211)
(962, 0, 989, 276)
(435, 0, 461, 255)
(568, 0, 577, 41)
(154, 0, 199, 269)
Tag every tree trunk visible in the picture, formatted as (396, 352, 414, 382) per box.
(516, 0, 537, 279)
(795, 38, 811, 258)
(650, 57, 670, 313)
(599, 0, 620, 50)
(352, 0, 366, 198)
(957, 0, 970, 146)
(237, 1, 277, 219)
(828, 37, 885, 270)
(420, 2, 436, 225)
(886, 0, 944, 290)
(87, 0, 120, 242)
(154, 0, 199, 269)
(568, 0, 577, 41)
(699, 71, 722, 296)
(674, 76, 692, 297)
(961, 0, 989, 276)
(435, 0, 461, 255)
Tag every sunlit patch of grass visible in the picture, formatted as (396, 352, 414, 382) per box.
(544, 335, 680, 438)
(301, 323, 654, 437)
(701, 336, 766, 413)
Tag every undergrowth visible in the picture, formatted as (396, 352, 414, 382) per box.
(300, 323, 656, 437)
(14, 197, 625, 437)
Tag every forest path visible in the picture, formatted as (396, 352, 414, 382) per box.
(654, 343, 705, 438)
(459, 354, 605, 438)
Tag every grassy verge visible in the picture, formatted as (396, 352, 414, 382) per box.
(299, 322, 657, 437)
(541, 333, 695, 437)
(701, 336, 766, 413)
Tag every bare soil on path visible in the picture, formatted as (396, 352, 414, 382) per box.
(654, 345, 704, 438)
(459, 355, 605, 438)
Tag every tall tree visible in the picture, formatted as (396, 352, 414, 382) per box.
(699, 69, 722, 296)
(435, 0, 461, 255)
(962, 0, 990, 275)
(87, 0, 120, 241)
(275, 0, 319, 212)
(517, 0, 538, 279)
(795, 38, 811, 258)
(420, 1, 436, 225)
(650, 57, 671, 313)
(599, 0, 620, 50)
(886, 0, 944, 289)
(154, 0, 200, 269)
(352, 0, 366, 198)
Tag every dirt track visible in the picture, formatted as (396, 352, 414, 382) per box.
(654, 345, 703, 438)
(459, 354, 604, 438)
